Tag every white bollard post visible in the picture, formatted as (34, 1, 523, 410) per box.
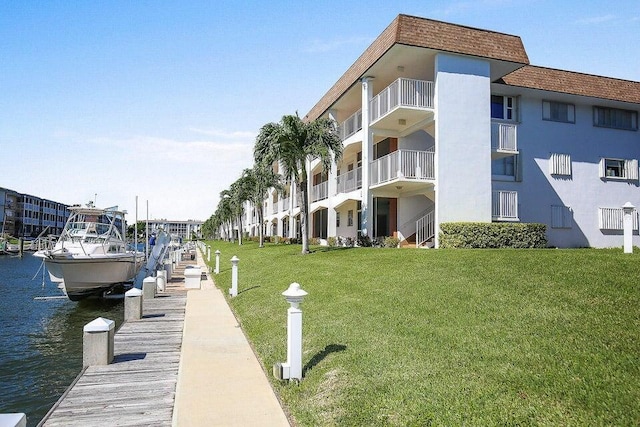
(156, 270, 166, 293)
(83, 317, 115, 368)
(164, 259, 173, 281)
(622, 202, 635, 254)
(207, 245, 211, 262)
(215, 250, 220, 274)
(278, 283, 307, 381)
(0, 413, 26, 427)
(143, 276, 157, 298)
(230, 256, 239, 297)
(124, 287, 143, 321)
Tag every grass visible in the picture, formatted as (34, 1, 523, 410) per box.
(205, 241, 640, 426)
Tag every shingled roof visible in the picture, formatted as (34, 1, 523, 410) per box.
(498, 65, 640, 104)
(304, 14, 529, 122)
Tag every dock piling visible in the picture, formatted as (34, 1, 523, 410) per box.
(83, 317, 115, 368)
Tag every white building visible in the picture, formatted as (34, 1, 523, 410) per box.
(147, 219, 203, 240)
(244, 15, 639, 248)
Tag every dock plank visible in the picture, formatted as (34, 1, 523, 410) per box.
(41, 263, 191, 427)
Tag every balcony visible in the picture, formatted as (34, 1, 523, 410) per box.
(340, 109, 362, 141)
(369, 78, 434, 131)
(370, 149, 435, 188)
(492, 191, 518, 221)
(281, 197, 290, 212)
(336, 167, 362, 194)
(491, 121, 518, 159)
(311, 181, 328, 203)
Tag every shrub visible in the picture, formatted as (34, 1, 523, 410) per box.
(309, 237, 320, 246)
(357, 234, 372, 247)
(384, 236, 400, 248)
(327, 236, 337, 247)
(439, 222, 547, 248)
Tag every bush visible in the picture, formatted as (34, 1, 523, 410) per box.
(327, 236, 337, 247)
(384, 236, 400, 248)
(309, 237, 320, 246)
(439, 222, 547, 248)
(357, 234, 372, 247)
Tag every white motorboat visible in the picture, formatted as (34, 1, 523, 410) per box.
(34, 205, 144, 301)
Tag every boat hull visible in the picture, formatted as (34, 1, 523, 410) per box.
(45, 253, 145, 300)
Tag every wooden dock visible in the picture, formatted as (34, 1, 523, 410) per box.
(40, 264, 191, 427)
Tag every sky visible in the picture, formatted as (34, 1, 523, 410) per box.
(1, 0, 638, 221)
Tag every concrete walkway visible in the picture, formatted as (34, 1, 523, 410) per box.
(172, 251, 290, 426)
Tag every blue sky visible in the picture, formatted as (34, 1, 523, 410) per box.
(1, 1, 638, 220)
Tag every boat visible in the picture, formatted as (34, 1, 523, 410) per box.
(34, 204, 145, 301)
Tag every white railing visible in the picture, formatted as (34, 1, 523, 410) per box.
(491, 122, 518, 152)
(492, 191, 518, 220)
(598, 207, 639, 230)
(311, 181, 328, 202)
(370, 150, 435, 186)
(416, 210, 435, 248)
(281, 197, 290, 212)
(340, 109, 362, 141)
(336, 167, 362, 194)
(369, 78, 434, 123)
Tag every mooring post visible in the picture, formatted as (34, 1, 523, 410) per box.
(156, 270, 166, 293)
(622, 202, 635, 254)
(83, 317, 115, 368)
(124, 287, 143, 321)
(215, 250, 220, 274)
(230, 256, 239, 297)
(0, 413, 26, 427)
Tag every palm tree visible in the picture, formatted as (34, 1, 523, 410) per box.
(215, 194, 234, 242)
(254, 113, 342, 254)
(242, 165, 283, 248)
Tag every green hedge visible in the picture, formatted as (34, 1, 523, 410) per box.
(439, 222, 547, 248)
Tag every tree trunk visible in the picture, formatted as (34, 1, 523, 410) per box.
(238, 215, 243, 245)
(258, 206, 265, 248)
(299, 179, 310, 254)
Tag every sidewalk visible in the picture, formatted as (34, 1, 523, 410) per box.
(172, 250, 290, 426)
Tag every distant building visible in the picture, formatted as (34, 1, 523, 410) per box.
(0, 187, 70, 238)
(147, 219, 203, 240)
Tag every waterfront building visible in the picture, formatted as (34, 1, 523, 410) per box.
(240, 14, 639, 248)
(0, 187, 70, 238)
(147, 219, 203, 240)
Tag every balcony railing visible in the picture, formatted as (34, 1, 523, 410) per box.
(492, 191, 518, 220)
(369, 78, 434, 123)
(281, 197, 290, 212)
(491, 122, 518, 152)
(370, 150, 435, 186)
(340, 109, 362, 141)
(311, 181, 328, 203)
(336, 167, 362, 194)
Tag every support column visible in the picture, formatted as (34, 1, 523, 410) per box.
(360, 76, 374, 237)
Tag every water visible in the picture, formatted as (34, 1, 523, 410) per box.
(0, 254, 124, 426)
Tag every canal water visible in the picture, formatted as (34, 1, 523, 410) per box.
(0, 254, 124, 426)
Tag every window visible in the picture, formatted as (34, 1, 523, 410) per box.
(549, 153, 572, 176)
(593, 107, 638, 130)
(599, 158, 639, 180)
(347, 210, 354, 227)
(491, 95, 516, 120)
(551, 205, 572, 229)
(543, 101, 575, 123)
(599, 207, 639, 230)
(492, 154, 521, 181)
(336, 212, 340, 227)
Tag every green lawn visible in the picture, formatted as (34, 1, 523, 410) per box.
(205, 241, 640, 426)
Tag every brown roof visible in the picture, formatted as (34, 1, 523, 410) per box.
(305, 14, 529, 122)
(498, 65, 640, 104)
